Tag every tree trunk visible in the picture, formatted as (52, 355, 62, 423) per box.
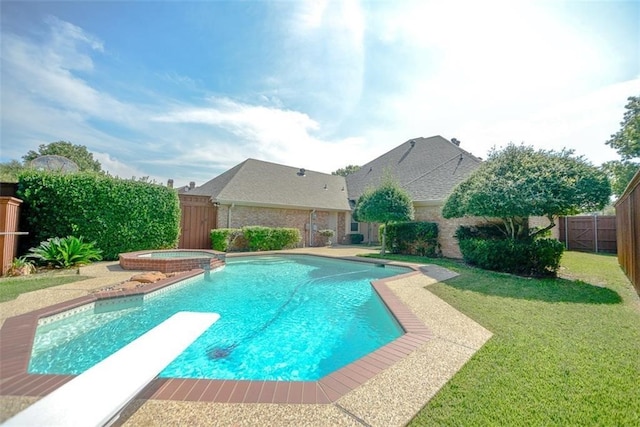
(380, 223, 387, 255)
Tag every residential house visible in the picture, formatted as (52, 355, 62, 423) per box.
(181, 136, 490, 257)
(345, 135, 484, 257)
(182, 158, 351, 248)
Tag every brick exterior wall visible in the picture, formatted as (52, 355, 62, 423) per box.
(414, 205, 486, 258)
(216, 205, 346, 247)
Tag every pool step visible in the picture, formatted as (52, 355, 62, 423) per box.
(4, 311, 219, 427)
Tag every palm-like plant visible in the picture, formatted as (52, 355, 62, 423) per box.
(28, 236, 102, 268)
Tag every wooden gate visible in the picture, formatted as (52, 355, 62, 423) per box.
(558, 216, 617, 254)
(178, 195, 217, 249)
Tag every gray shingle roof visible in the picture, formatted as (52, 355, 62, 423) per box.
(188, 159, 351, 211)
(346, 136, 482, 202)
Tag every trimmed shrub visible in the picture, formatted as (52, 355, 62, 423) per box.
(17, 171, 180, 260)
(270, 227, 301, 250)
(210, 228, 240, 252)
(346, 233, 364, 244)
(385, 221, 440, 257)
(213, 226, 301, 251)
(456, 226, 564, 277)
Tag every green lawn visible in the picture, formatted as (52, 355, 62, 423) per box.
(367, 251, 640, 426)
(0, 273, 91, 302)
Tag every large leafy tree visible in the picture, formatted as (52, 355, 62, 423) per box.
(23, 141, 102, 173)
(603, 95, 640, 198)
(443, 144, 611, 240)
(354, 175, 414, 254)
(0, 160, 26, 182)
(332, 164, 361, 177)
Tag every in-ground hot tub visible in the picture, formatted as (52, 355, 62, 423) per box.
(119, 249, 225, 273)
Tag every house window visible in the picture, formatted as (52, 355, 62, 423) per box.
(350, 221, 359, 232)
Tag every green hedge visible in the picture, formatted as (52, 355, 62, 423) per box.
(17, 171, 180, 260)
(211, 226, 300, 251)
(456, 227, 564, 277)
(385, 221, 440, 257)
(346, 233, 364, 244)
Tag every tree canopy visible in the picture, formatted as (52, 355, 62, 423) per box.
(606, 95, 640, 161)
(332, 164, 361, 177)
(354, 175, 414, 254)
(603, 95, 640, 197)
(443, 144, 611, 239)
(23, 141, 102, 173)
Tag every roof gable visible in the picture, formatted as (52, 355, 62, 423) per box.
(346, 136, 482, 202)
(189, 159, 351, 211)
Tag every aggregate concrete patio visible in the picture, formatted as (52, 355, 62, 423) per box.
(0, 246, 492, 426)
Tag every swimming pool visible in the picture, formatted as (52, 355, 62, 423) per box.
(28, 255, 409, 381)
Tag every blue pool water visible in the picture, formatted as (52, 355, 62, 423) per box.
(28, 255, 408, 381)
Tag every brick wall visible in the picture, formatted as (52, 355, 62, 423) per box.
(414, 205, 486, 258)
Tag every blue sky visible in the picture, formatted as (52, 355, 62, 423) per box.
(1, 0, 639, 187)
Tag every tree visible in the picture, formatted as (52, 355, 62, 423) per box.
(332, 164, 361, 177)
(23, 141, 102, 173)
(443, 144, 611, 239)
(606, 95, 640, 160)
(602, 160, 639, 198)
(604, 95, 640, 197)
(354, 175, 414, 254)
(0, 160, 26, 182)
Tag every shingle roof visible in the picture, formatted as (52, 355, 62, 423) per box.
(346, 136, 482, 202)
(187, 158, 351, 211)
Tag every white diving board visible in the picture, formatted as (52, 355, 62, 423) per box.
(5, 311, 220, 427)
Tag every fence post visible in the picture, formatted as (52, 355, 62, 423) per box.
(564, 216, 569, 250)
(594, 215, 599, 253)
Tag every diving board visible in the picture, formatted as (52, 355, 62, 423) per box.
(4, 311, 219, 427)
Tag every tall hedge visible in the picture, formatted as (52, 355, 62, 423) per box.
(17, 171, 180, 260)
(384, 221, 440, 257)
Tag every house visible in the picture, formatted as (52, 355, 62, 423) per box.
(345, 136, 484, 257)
(181, 136, 487, 257)
(181, 158, 351, 248)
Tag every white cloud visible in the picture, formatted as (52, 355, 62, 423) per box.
(456, 78, 640, 163)
(93, 151, 163, 182)
(152, 97, 367, 174)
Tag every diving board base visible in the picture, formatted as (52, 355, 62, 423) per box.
(4, 311, 219, 427)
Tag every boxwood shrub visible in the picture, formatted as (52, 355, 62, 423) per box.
(385, 221, 440, 257)
(345, 233, 364, 244)
(456, 225, 564, 277)
(211, 226, 300, 251)
(17, 171, 180, 260)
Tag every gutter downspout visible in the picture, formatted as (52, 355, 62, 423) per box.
(227, 203, 235, 228)
(309, 209, 316, 247)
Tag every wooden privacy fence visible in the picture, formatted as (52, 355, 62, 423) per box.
(615, 169, 640, 295)
(558, 216, 617, 254)
(0, 197, 25, 275)
(178, 194, 217, 249)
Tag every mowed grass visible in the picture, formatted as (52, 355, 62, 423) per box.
(0, 273, 91, 302)
(368, 251, 640, 426)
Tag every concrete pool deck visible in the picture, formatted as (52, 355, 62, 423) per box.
(0, 246, 492, 426)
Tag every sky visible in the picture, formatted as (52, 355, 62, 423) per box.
(1, 0, 639, 187)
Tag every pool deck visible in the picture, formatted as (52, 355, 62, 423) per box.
(0, 246, 492, 426)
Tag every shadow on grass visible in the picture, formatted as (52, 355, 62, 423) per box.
(442, 275, 622, 305)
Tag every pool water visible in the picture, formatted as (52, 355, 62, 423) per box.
(28, 255, 407, 381)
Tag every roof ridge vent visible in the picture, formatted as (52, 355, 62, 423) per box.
(297, 168, 306, 176)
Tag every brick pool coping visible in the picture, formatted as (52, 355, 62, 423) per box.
(119, 249, 226, 273)
(0, 257, 432, 405)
